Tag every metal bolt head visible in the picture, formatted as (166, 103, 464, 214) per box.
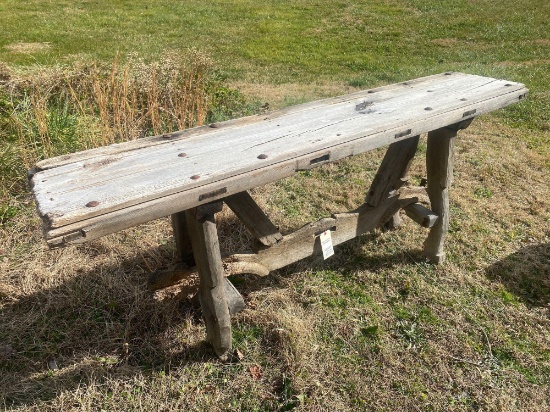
(178, 152, 188, 158)
(86, 201, 99, 207)
(424, 107, 433, 111)
(257, 154, 268, 159)
(190, 175, 200, 180)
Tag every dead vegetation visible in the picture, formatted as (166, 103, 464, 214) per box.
(3, 51, 211, 164)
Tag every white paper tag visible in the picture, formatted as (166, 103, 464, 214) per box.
(319, 230, 335, 260)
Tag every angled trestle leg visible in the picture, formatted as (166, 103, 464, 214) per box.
(185, 205, 232, 361)
(366, 135, 420, 228)
(423, 124, 465, 264)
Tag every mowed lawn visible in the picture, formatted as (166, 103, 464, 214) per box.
(0, 1, 549, 411)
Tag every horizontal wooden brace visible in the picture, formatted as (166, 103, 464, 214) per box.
(403, 203, 439, 228)
(149, 195, 417, 290)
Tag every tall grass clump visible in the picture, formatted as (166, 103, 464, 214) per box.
(0, 51, 252, 222)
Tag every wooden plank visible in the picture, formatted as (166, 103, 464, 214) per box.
(423, 127, 457, 263)
(33, 75, 524, 223)
(31, 74, 527, 245)
(404, 203, 439, 228)
(224, 191, 282, 247)
(42, 80, 512, 247)
(184, 208, 232, 360)
(255, 196, 417, 272)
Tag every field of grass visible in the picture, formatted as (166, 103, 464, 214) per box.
(1, 0, 549, 410)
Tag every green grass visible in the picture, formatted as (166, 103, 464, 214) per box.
(1, 0, 549, 411)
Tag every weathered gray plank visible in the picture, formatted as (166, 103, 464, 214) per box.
(31, 73, 527, 246)
(224, 191, 282, 247)
(185, 208, 232, 360)
(254, 196, 417, 272)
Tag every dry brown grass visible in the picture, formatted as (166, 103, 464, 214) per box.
(6, 51, 210, 163)
(1, 104, 548, 410)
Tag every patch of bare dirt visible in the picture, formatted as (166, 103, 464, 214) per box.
(5, 42, 51, 53)
(496, 59, 550, 67)
(431, 38, 491, 50)
(228, 81, 355, 110)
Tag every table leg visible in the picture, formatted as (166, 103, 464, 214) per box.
(424, 127, 456, 264)
(185, 206, 232, 360)
(366, 135, 419, 229)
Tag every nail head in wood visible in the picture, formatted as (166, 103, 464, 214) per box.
(257, 154, 268, 159)
(178, 152, 188, 158)
(191, 175, 200, 180)
(86, 201, 99, 207)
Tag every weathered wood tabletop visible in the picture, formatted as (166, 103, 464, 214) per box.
(30, 72, 527, 247)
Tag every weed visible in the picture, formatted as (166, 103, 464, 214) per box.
(474, 186, 494, 199)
